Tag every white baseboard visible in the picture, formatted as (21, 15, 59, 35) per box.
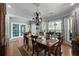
(64, 40, 72, 46)
(9, 36, 23, 42)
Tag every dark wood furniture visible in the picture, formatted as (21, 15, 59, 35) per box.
(33, 38, 59, 56)
(31, 35, 44, 56)
(51, 37, 63, 56)
(72, 40, 79, 56)
(24, 32, 28, 46)
(0, 3, 6, 56)
(46, 32, 54, 39)
(32, 40, 44, 56)
(24, 33, 62, 56)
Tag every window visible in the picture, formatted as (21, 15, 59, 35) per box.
(11, 23, 29, 38)
(48, 21, 61, 32)
(41, 22, 46, 32)
(48, 22, 54, 32)
(55, 21, 61, 32)
(13, 24, 19, 37)
(20, 25, 26, 36)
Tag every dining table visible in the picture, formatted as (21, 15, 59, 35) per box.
(34, 37, 59, 56)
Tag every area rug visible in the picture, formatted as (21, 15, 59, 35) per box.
(18, 45, 29, 56)
(18, 45, 47, 56)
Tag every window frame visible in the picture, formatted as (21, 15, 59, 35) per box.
(11, 22, 27, 39)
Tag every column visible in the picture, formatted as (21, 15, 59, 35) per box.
(61, 17, 65, 40)
(64, 17, 70, 42)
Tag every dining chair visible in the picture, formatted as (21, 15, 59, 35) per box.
(31, 37, 45, 56)
(46, 34, 50, 40)
(51, 37, 63, 56)
(24, 33, 29, 50)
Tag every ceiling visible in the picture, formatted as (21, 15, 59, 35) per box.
(6, 3, 79, 21)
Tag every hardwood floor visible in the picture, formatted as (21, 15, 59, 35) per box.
(62, 43, 72, 56)
(6, 38, 72, 56)
(6, 38, 23, 56)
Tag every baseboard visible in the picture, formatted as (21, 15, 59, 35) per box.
(8, 37, 23, 43)
(63, 40, 72, 47)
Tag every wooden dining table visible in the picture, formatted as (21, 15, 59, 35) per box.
(35, 37, 59, 56)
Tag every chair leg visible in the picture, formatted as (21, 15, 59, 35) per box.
(32, 51, 34, 56)
(37, 52, 39, 56)
(44, 50, 47, 56)
(32, 48, 34, 56)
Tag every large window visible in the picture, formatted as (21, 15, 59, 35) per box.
(41, 22, 46, 32)
(55, 21, 62, 32)
(13, 24, 19, 37)
(11, 23, 29, 38)
(20, 25, 26, 36)
(48, 22, 54, 32)
(48, 21, 61, 32)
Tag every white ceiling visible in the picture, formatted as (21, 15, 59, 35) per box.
(6, 3, 79, 21)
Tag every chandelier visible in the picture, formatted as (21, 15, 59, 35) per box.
(32, 3, 42, 25)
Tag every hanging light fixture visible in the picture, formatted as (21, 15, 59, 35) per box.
(32, 3, 42, 25)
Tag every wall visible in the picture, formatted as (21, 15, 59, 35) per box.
(72, 7, 79, 33)
(5, 14, 30, 40)
(62, 7, 79, 43)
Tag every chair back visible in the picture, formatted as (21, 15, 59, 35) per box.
(55, 37, 63, 56)
(58, 37, 63, 46)
(51, 36, 63, 56)
(24, 32, 29, 44)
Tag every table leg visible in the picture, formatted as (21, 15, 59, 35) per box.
(48, 48, 51, 56)
(44, 50, 47, 56)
